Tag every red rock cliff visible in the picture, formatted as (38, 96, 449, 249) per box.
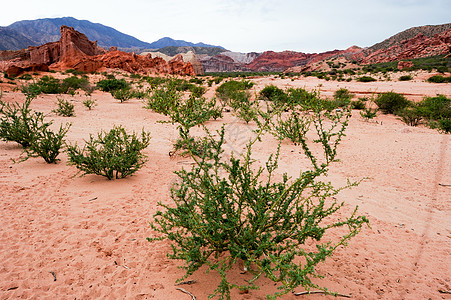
(0, 26, 195, 76)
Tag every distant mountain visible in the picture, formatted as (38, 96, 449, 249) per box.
(153, 46, 227, 57)
(147, 37, 224, 50)
(6, 17, 153, 49)
(0, 17, 224, 51)
(0, 27, 36, 51)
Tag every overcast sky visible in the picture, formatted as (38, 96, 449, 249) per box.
(1, 0, 450, 53)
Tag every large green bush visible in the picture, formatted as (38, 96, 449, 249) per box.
(259, 85, 288, 102)
(215, 80, 254, 104)
(357, 76, 377, 82)
(374, 92, 410, 114)
(150, 107, 368, 299)
(0, 98, 40, 147)
(427, 75, 451, 83)
(0, 98, 70, 163)
(96, 78, 130, 92)
(417, 95, 450, 120)
(66, 126, 151, 180)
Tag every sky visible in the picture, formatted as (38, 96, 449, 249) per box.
(1, 0, 450, 53)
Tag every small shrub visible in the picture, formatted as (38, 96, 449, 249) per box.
(357, 76, 377, 82)
(360, 107, 378, 121)
(172, 135, 214, 158)
(374, 92, 410, 114)
(215, 80, 254, 104)
(83, 97, 97, 110)
(18, 74, 33, 80)
(112, 88, 133, 102)
(273, 111, 311, 144)
(399, 75, 412, 81)
(21, 123, 71, 164)
(167, 95, 222, 133)
(351, 99, 366, 110)
(145, 80, 181, 115)
(21, 83, 41, 100)
(66, 126, 151, 180)
(396, 107, 422, 126)
(53, 98, 75, 117)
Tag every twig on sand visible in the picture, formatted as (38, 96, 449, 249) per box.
(176, 287, 196, 300)
(88, 197, 98, 201)
(49, 271, 57, 281)
(438, 183, 451, 187)
(439, 289, 451, 294)
(175, 280, 197, 286)
(294, 290, 351, 298)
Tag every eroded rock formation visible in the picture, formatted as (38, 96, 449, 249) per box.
(0, 26, 196, 76)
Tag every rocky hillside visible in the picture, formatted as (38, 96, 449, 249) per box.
(369, 23, 451, 52)
(352, 26, 451, 64)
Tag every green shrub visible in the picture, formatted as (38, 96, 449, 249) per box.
(360, 107, 378, 120)
(189, 77, 204, 85)
(396, 107, 422, 126)
(96, 78, 130, 92)
(357, 76, 377, 82)
(286, 88, 320, 110)
(37, 75, 64, 94)
(21, 83, 41, 100)
(0, 98, 69, 163)
(0, 98, 38, 147)
(66, 126, 151, 180)
(83, 97, 97, 110)
(435, 118, 451, 133)
(150, 108, 368, 299)
(18, 74, 33, 80)
(112, 88, 133, 102)
(215, 80, 254, 104)
(259, 85, 288, 103)
(228, 91, 258, 124)
(374, 92, 410, 114)
(334, 88, 353, 102)
(21, 122, 71, 163)
(172, 135, 214, 158)
(53, 98, 75, 117)
(145, 80, 181, 115)
(166, 95, 222, 133)
(399, 75, 412, 81)
(416, 95, 450, 120)
(273, 111, 311, 144)
(62, 75, 89, 91)
(427, 75, 451, 83)
(351, 99, 366, 110)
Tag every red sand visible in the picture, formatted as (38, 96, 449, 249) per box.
(0, 73, 450, 299)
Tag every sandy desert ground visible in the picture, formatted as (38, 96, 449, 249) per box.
(0, 71, 450, 299)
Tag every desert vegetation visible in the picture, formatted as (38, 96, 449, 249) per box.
(0, 69, 449, 299)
